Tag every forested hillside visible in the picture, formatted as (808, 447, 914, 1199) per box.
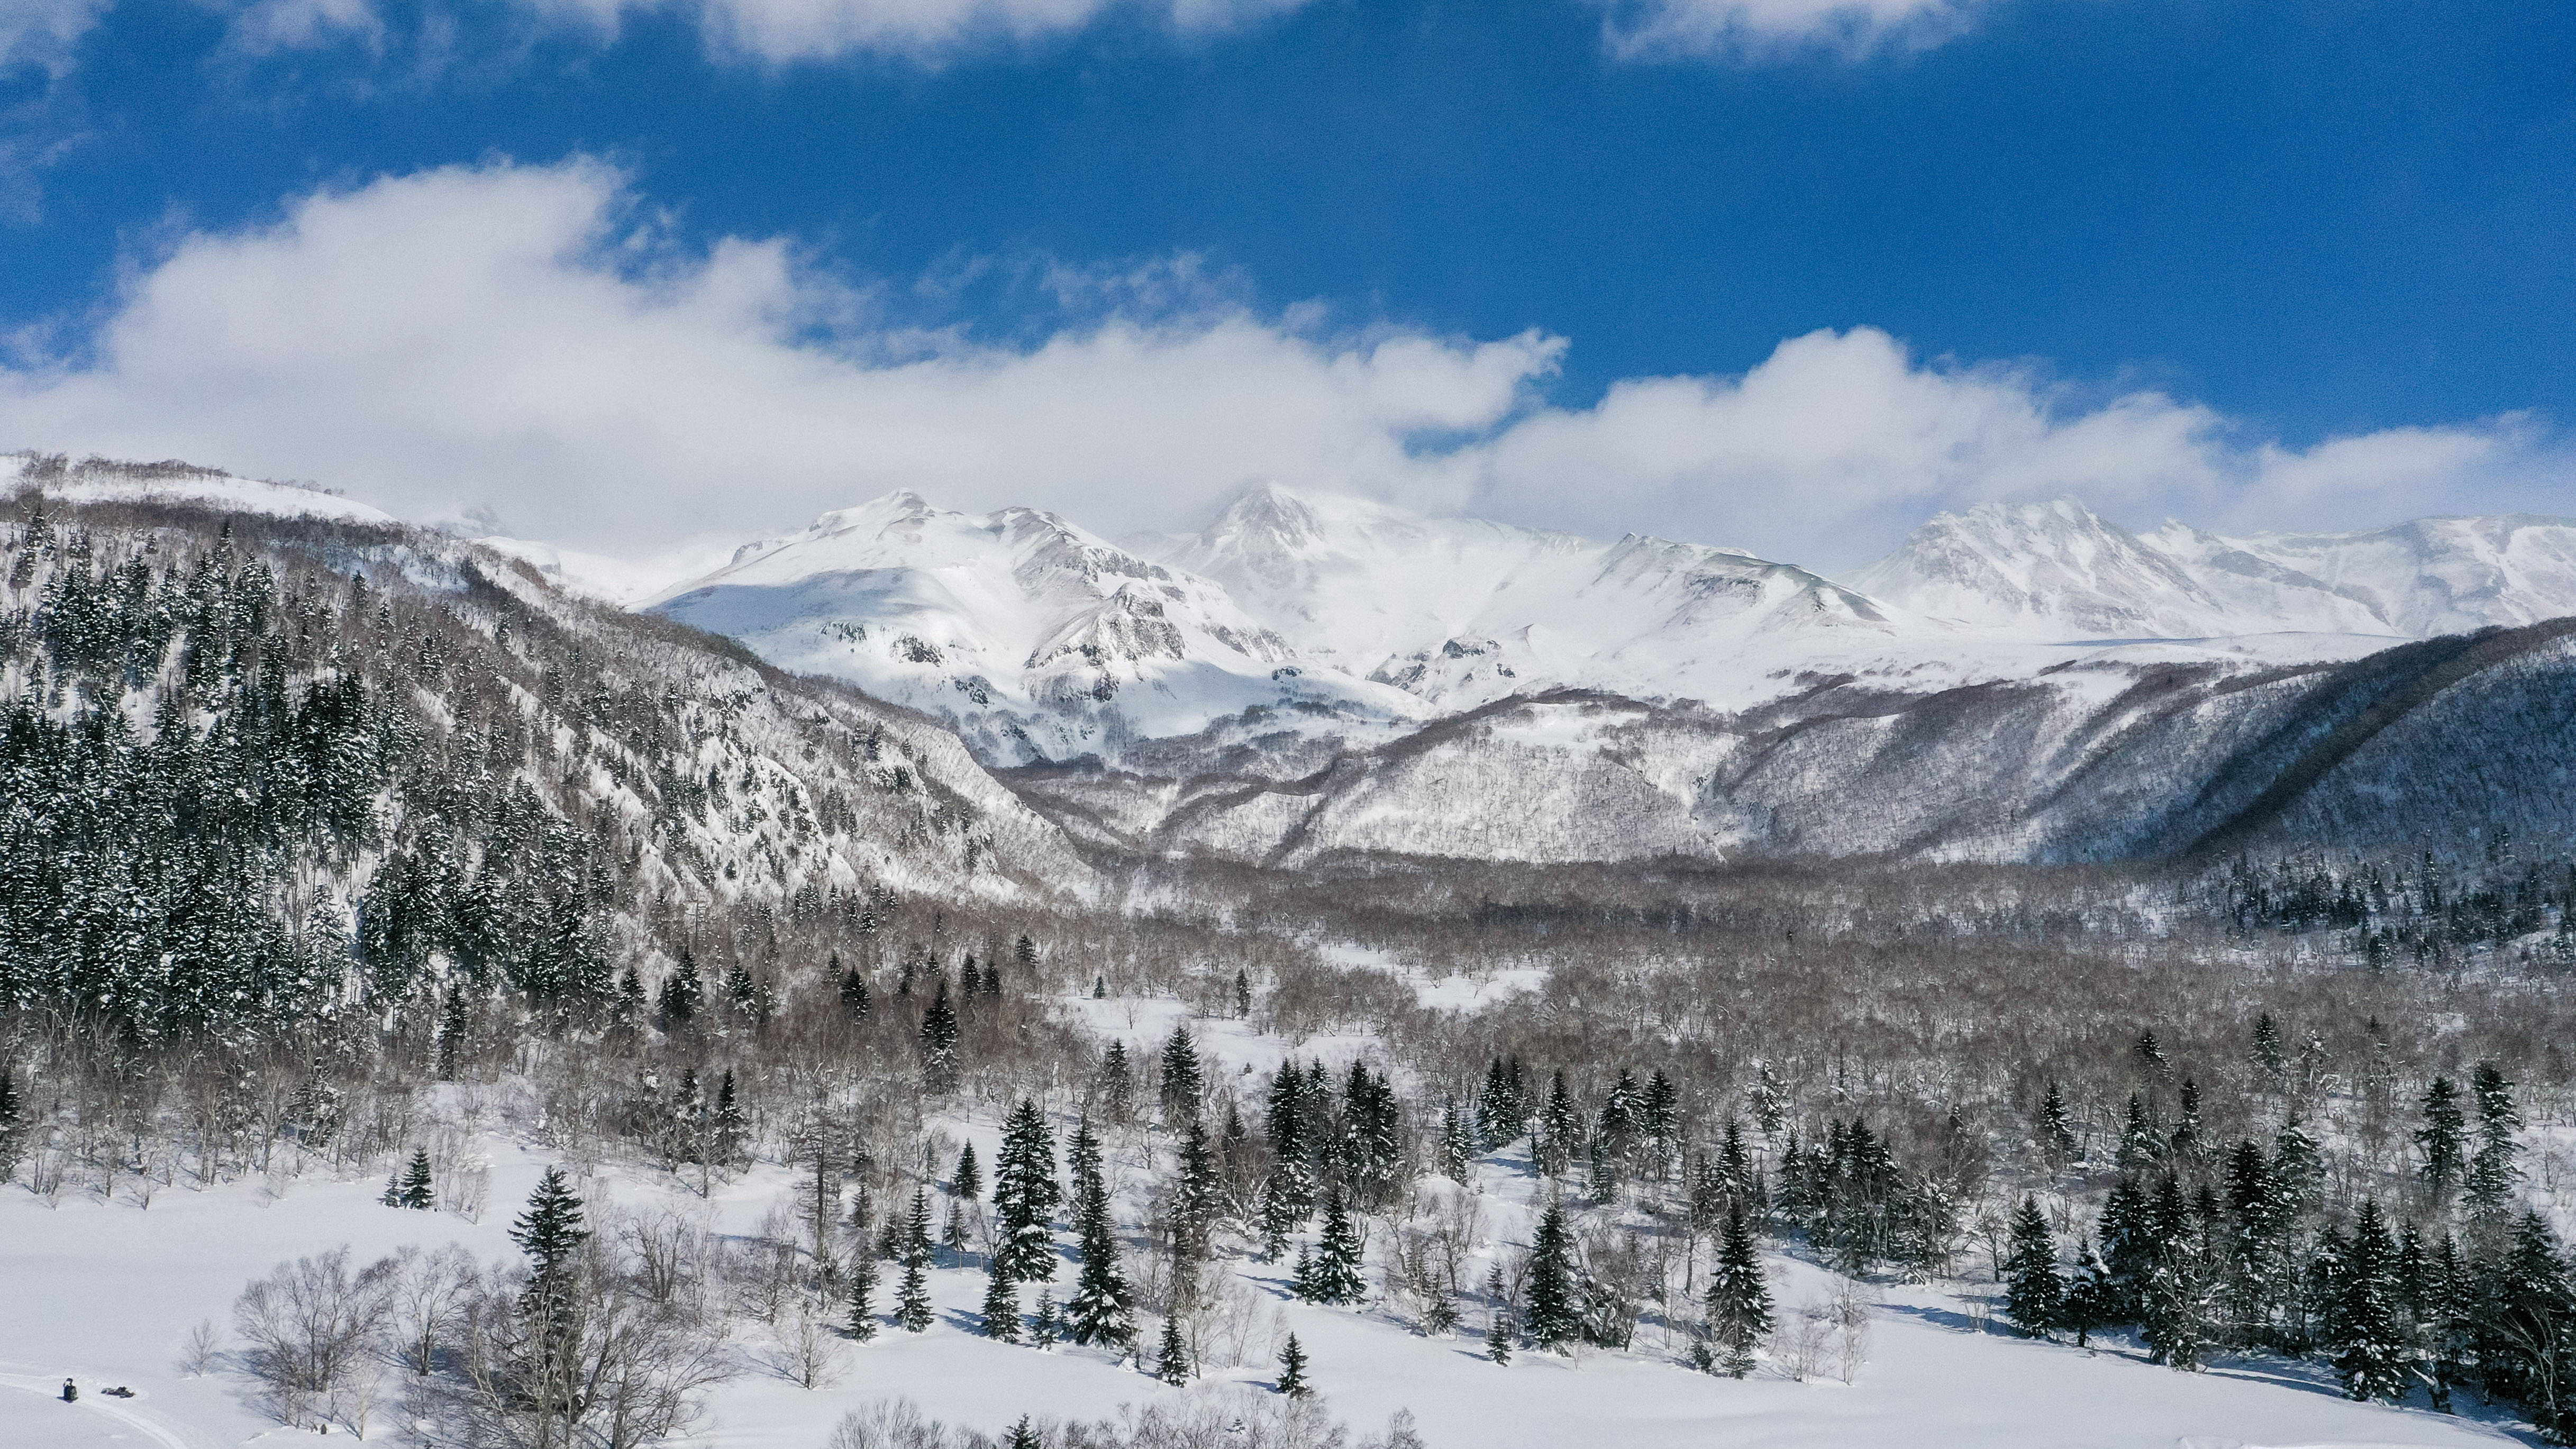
(0, 491, 1091, 1038)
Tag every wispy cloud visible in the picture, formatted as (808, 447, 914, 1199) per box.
(1592, 0, 1994, 62)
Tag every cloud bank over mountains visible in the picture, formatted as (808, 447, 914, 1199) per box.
(0, 158, 2558, 563)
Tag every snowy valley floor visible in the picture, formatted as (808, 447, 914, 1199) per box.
(0, 978, 2547, 1449)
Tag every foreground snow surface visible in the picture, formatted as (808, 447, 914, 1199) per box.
(0, 1125, 2527, 1449)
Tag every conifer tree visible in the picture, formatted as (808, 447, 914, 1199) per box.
(1534, 1071, 1580, 1179)
(0, 1070, 24, 1182)
(992, 1100, 1062, 1284)
(954, 1141, 982, 1201)
(1030, 1289, 1062, 1346)
(2003, 1195, 2063, 1338)
(1304, 1189, 1367, 1305)
(2036, 1082, 2078, 1168)
(1704, 1201, 1773, 1375)
(380, 1169, 402, 1207)
(1171, 1116, 1218, 1265)
(2468, 1061, 2523, 1216)
(511, 1167, 590, 1416)
(1276, 1333, 1310, 1398)
(399, 1146, 435, 1210)
(2416, 1076, 2466, 1201)
(1440, 1099, 1474, 1182)
(1006, 1416, 1042, 1449)
(1154, 1314, 1191, 1384)
(1098, 1042, 1134, 1121)
(1485, 1284, 1513, 1364)
(845, 1251, 880, 1341)
(657, 951, 700, 1026)
(980, 1260, 1021, 1343)
(2061, 1237, 2116, 1348)
(921, 978, 961, 1093)
(2329, 1199, 2414, 1402)
(1158, 1024, 1204, 1124)
(1064, 1117, 1134, 1349)
(1525, 1202, 1580, 1351)
(1233, 969, 1252, 1018)
(837, 955, 870, 1021)
(712, 1069, 747, 1166)
(898, 1186, 935, 1332)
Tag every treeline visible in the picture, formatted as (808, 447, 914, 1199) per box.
(2205, 832, 2576, 965)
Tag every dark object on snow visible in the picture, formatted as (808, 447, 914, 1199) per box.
(105, 1386, 136, 1398)
(60, 1379, 76, 1402)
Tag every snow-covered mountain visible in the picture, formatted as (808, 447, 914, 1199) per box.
(1131, 483, 1911, 712)
(1852, 497, 2576, 641)
(643, 491, 1427, 764)
(5, 450, 397, 525)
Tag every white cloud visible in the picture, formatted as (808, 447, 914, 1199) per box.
(0, 0, 111, 76)
(219, 0, 1311, 63)
(1592, 0, 1988, 62)
(0, 157, 1560, 550)
(1446, 327, 2563, 566)
(0, 161, 2555, 569)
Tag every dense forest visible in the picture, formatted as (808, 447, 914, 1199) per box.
(4, 492, 2575, 1446)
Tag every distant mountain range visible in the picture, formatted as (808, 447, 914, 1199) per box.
(19, 449, 2576, 868)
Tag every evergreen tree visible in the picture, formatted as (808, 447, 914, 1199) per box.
(1030, 1289, 1062, 1346)
(1233, 969, 1253, 1018)
(992, 1099, 1063, 1283)
(2036, 1082, 2078, 1168)
(1006, 1417, 1042, 1449)
(1535, 1071, 1580, 1178)
(657, 951, 701, 1026)
(1171, 1116, 1218, 1265)
(2061, 1237, 2117, 1348)
(510, 1167, 590, 1417)
(898, 1186, 935, 1332)
(1158, 1024, 1204, 1124)
(1154, 1314, 1191, 1384)
(2137, 1175, 2213, 1370)
(380, 1169, 402, 1207)
(1276, 1333, 1310, 1398)
(845, 1252, 879, 1341)
(980, 1260, 1021, 1343)
(1440, 1099, 1474, 1182)
(712, 1069, 747, 1166)
(2002, 1195, 2063, 1338)
(2416, 1076, 2466, 1201)
(1065, 1118, 1134, 1349)
(2329, 1199, 2414, 1403)
(2468, 1061, 2523, 1217)
(398, 1146, 435, 1210)
(1704, 1201, 1773, 1376)
(1525, 1202, 1580, 1351)
(1304, 1188, 1367, 1305)
(921, 978, 961, 1093)
(836, 955, 870, 1021)
(954, 1141, 982, 1201)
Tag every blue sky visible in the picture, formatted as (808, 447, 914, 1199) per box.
(0, 0, 2568, 564)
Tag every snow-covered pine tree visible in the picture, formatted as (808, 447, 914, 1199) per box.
(1030, 1289, 1062, 1346)
(2467, 1061, 2522, 1217)
(980, 1260, 1021, 1343)
(511, 1167, 590, 1416)
(1276, 1333, 1310, 1398)
(2002, 1195, 2062, 1338)
(1305, 1189, 1367, 1305)
(2036, 1082, 2078, 1167)
(1525, 1202, 1580, 1351)
(1439, 1099, 1474, 1182)
(1702, 1200, 1772, 1375)
(1233, 969, 1253, 1019)
(712, 1069, 747, 1166)
(1536, 1071, 1579, 1179)
(846, 1251, 880, 1341)
(1158, 1024, 1203, 1125)
(1006, 1416, 1041, 1449)
(1154, 1314, 1191, 1384)
(921, 977, 961, 1095)
(954, 1141, 982, 1201)
(992, 1099, 1062, 1284)
(2415, 1076, 2466, 1201)
(2329, 1199, 2414, 1402)
(0, 1069, 24, 1182)
(399, 1146, 435, 1210)
(898, 1186, 935, 1332)
(380, 1169, 402, 1207)
(1171, 1116, 1217, 1265)
(1098, 1042, 1134, 1122)
(1064, 1117, 1134, 1349)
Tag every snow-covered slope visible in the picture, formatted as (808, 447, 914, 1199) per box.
(644, 491, 1427, 765)
(475, 535, 725, 606)
(5, 451, 396, 525)
(1133, 484, 1920, 713)
(1853, 497, 2576, 641)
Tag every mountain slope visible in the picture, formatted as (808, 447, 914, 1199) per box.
(1854, 497, 2576, 641)
(0, 484, 1092, 1029)
(645, 491, 1425, 765)
(1133, 482, 1920, 712)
